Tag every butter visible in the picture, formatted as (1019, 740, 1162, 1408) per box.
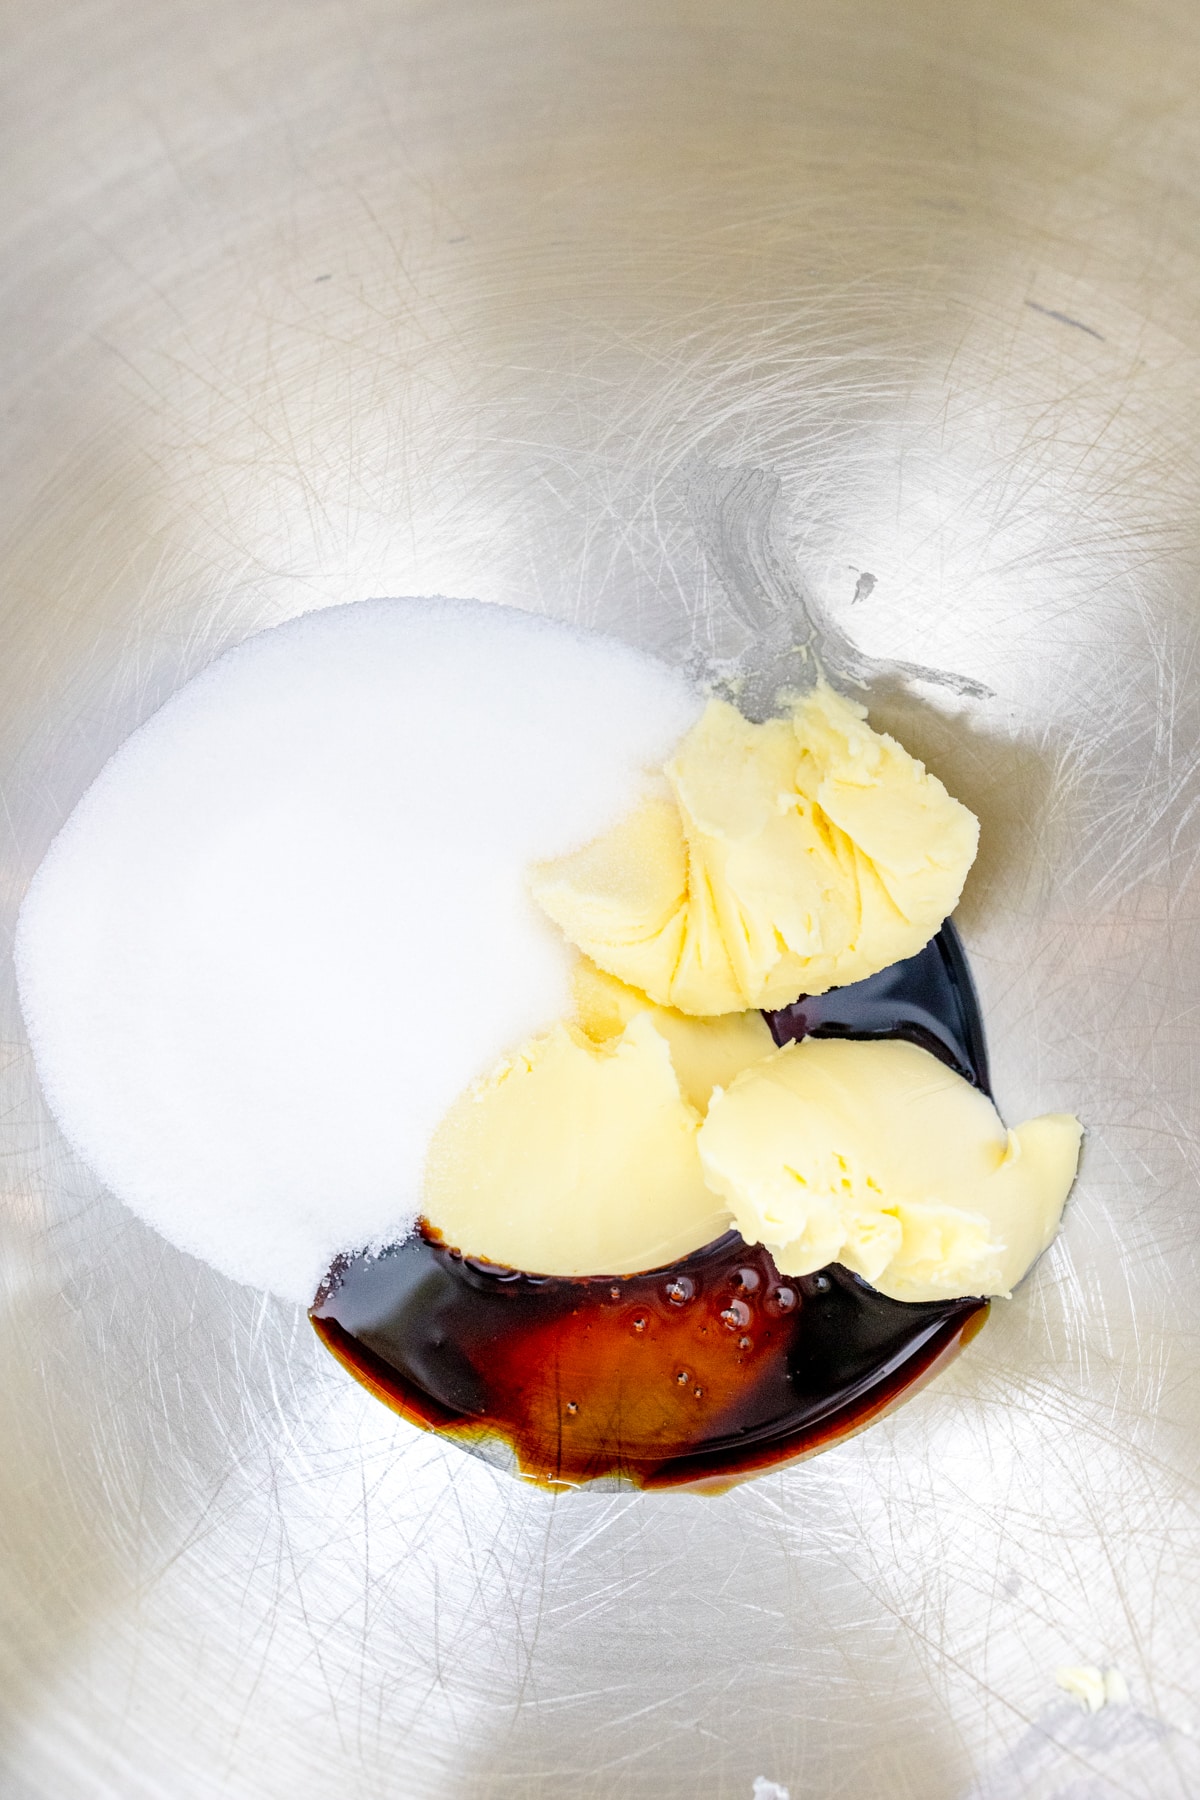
(531, 685, 979, 1015)
(697, 1037, 1081, 1301)
(428, 693, 1074, 1302)
(422, 1013, 729, 1276)
(571, 958, 775, 1112)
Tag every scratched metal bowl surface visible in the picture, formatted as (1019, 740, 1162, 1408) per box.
(2, 0, 1199, 1795)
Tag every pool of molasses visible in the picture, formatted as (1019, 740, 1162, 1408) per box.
(311, 923, 991, 1490)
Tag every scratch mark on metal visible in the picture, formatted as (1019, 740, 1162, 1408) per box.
(1025, 301, 1106, 342)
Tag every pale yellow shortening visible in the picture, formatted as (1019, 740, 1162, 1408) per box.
(570, 958, 776, 1112)
(421, 1013, 730, 1276)
(421, 1014, 1080, 1298)
(697, 1037, 1082, 1302)
(530, 685, 979, 1015)
(425, 693, 1076, 1300)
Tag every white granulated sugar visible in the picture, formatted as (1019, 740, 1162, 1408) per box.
(17, 597, 701, 1305)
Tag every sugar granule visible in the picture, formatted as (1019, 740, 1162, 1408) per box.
(16, 597, 701, 1304)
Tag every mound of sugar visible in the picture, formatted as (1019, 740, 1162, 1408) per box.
(16, 597, 701, 1304)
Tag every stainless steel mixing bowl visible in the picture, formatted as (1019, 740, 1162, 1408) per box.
(3, 0, 1199, 1794)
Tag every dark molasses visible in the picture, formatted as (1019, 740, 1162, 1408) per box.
(766, 919, 990, 1092)
(311, 921, 990, 1490)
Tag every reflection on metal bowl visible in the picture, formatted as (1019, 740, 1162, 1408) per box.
(2, 0, 1199, 1794)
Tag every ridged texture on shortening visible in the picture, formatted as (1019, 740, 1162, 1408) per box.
(531, 685, 979, 1014)
(697, 1037, 1082, 1302)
